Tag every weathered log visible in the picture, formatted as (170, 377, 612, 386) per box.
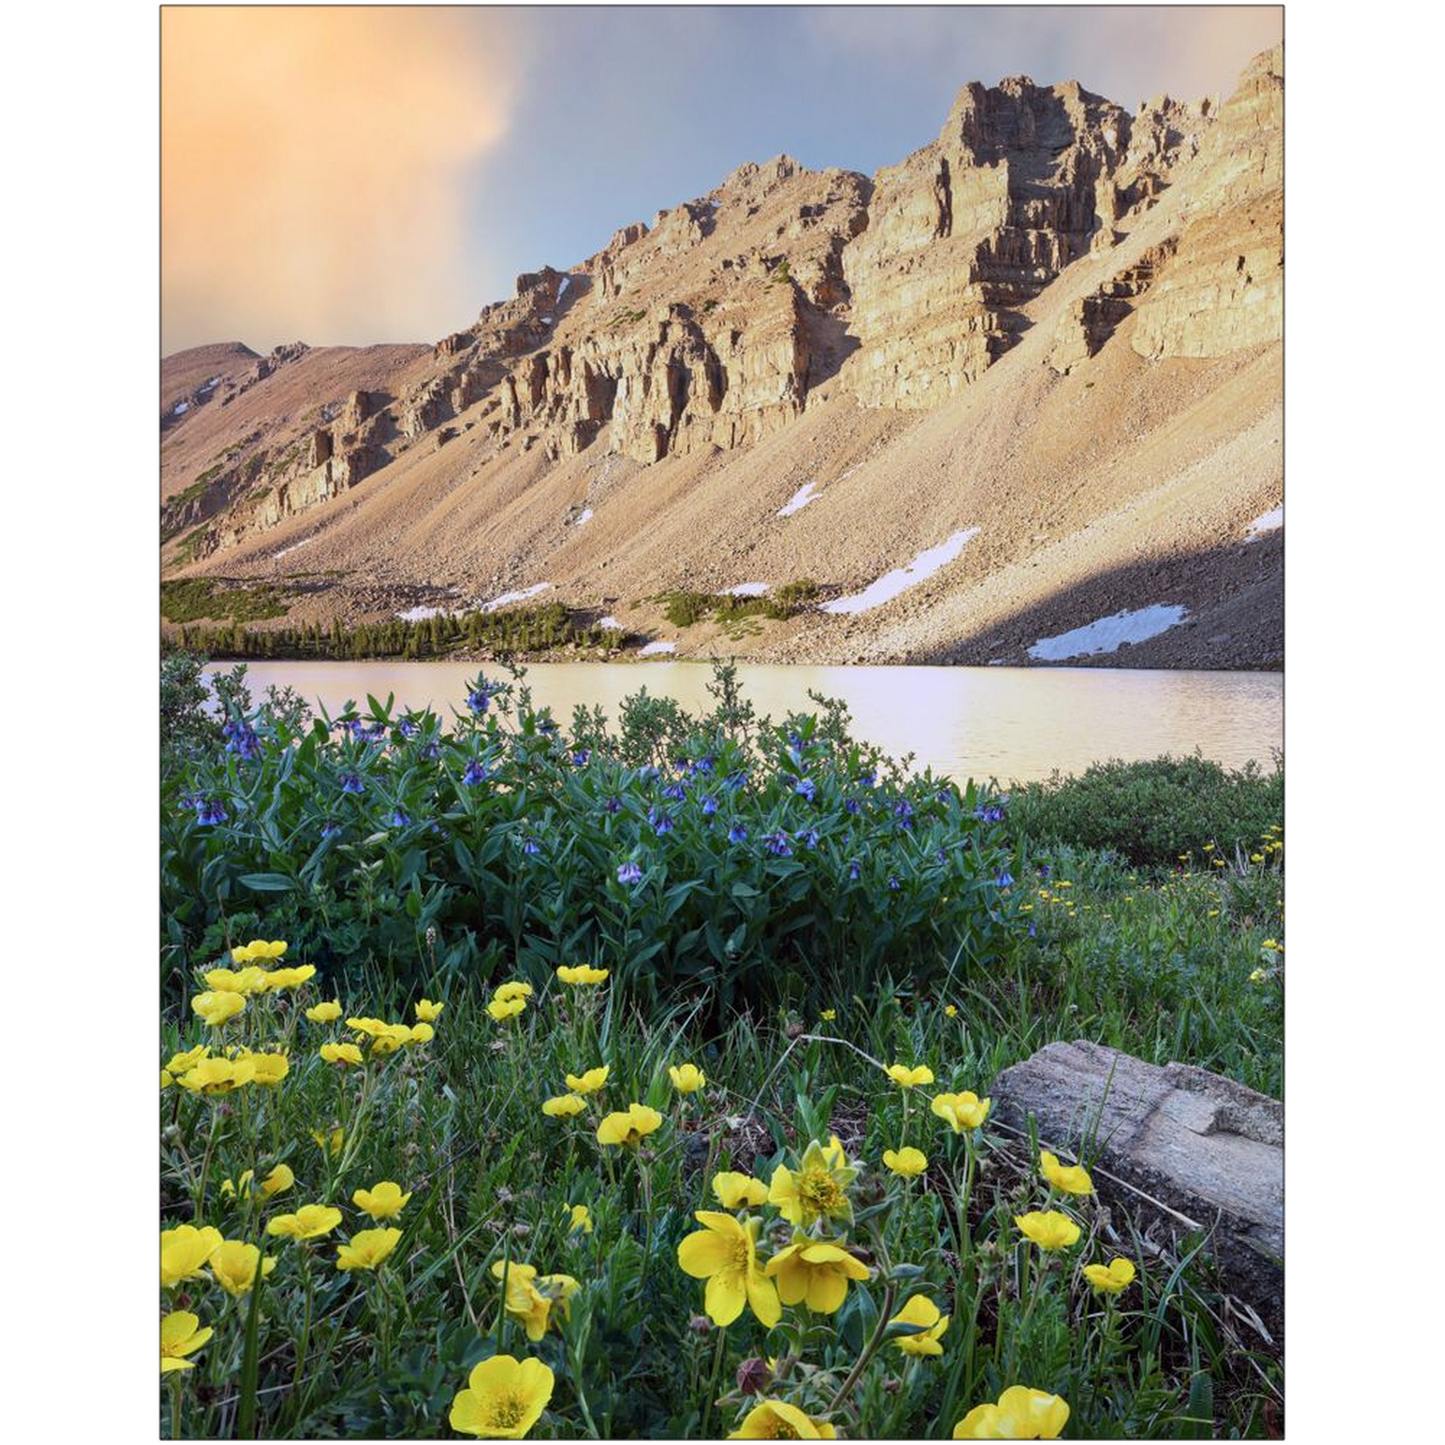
(991, 1040, 1282, 1339)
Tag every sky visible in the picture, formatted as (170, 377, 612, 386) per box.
(161, 4, 1282, 355)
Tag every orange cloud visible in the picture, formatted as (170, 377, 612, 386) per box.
(162, 6, 521, 353)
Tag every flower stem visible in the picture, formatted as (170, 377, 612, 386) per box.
(828, 1280, 897, 1414)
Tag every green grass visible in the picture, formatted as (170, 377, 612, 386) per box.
(161, 578, 292, 624)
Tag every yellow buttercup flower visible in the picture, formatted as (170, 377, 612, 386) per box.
(563, 1202, 593, 1234)
(931, 1091, 991, 1133)
(240, 1051, 290, 1086)
(1039, 1149, 1094, 1196)
(883, 1146, 928, 1179)
(165, 1044, 210, 1076)
(1249, 968, 1269, 984)
(768, 1136, 858, 1229)
(1014, 1210, 1081, 1251)
(556, 964, 609, 985)
(160, 1311, 213, 1373)
(261, 1163, 294, 1197)
(209, 1241, 277, 1296)
(542, 1093, 586, 1118)
(565, 1066, 609, 1095)
(367, 1024, 413, 1055)
(712, 1171, 770, 1210)
(886, 1063, 935, 1089)
(891, 1293, 950, 1356)
(191, 990, 246, 1026)
(161, 1068, 174, 1090)
(306, 1000, 343, 1023)
(232, 939, 288, 962)
(728, 1399, 837, 1439)
(203, 965, 271, 995)
(346, 1016, 392, 1037)
(335, 1227, 402, 1271)
(176, 1056, 255, 1094)
(415, 998, 444, 1021)
(819, 1009, 837, 1022)
(321, 1042, 364, 1066)
(944, 1004, 959, 1018)
(677, 1210, 781, 1328)
(669, 1063, 707, 1093)
(1083, 1257, 1136, 1294)
(493, 1261, 581, 1340)
(596, 1103, 663, 1147)
(765, 1240, 870, 1314)
(953, 1387, 1069, 1439)
(312, 1127, 345, 1156)
(220, 1170, 254, 1201)
(406, 1022, 435, 1045)
(161, 1224, 223, 1287)
(494, 980, 534, 1004)
(353, 1181, 412, 1220)
(488, 996, 527, 1022)
(267, 1204, 343, 1240)
(449, 1354, 555, 1439)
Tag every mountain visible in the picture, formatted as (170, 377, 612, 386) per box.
(160, 45, 1282, 668)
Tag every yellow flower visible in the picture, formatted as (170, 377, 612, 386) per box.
(415, 998, 444, 1021)
(494, 980, 534, 1004)
(265, 964, 317, 991)
(1014, 1210, 1081, 1250)
(353, 1181, 412, 1220)
(669, 1063, 707, 1093)
(220, 1170, 254, 1201)
(557, 964, 610, 985)
(335, 1227, 402, 1271)
(261, 1163, 294, 1197)
(1039, 1150, 1093, 1196)
(312, 1127, 345, 1156)
(449, 1354, 555, 1439)
(953, 1387, 1070, 1439)
(346, 1016, 391, 1037)
(209, 1241, 277, 1296)
(161, 1224, 223, 1287)
(493, 1261, 580, 1340)
(164, 1044, 210, 1076)
(712, 1171, 770, 1210)
(944, 1004, 959, 1018)
(306, 1000, 343, 1023)
(765, 1240, 870, 1314)
(565, 1066, 609, 1094)
(891, 1293, 950, 1356)
(488, 996, 527, 1022)
(203, 965, 271, 995)
(1082, 1257, 1136, 1294)
(175, 1056, 255, 1094)
(768, 1136, 858, 1228)
(542, 1093, 587, 1118)
(1249, 968, 1269, 984)
(267, 1204, 343, 1240)
(819, 1009, 837, 1022)
(232, 939, 287, 962)
(886, 1063, 935, 1089)
(161, 1068, 174, 1090)
(883, 1146, 928, 1179)
(191, 990, 246, 1026)
(728, 1399, 837, 1439)
(160, 1311, 213, 1373)
(563, 1203, 593, 1234)
(596, 1103, 664, 1147)
(406, 1022, 435, 1045)
(931, 1091, 991, 1133)
(321, 1042, 364, 1066)
(240, 1051, 290, 1086)
(677, 1211, 781, 1328)
(367, 1024, 412, 1055)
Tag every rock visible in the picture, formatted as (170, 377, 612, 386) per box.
(991, 1040, 1282, 1339)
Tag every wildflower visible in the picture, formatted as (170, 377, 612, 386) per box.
(556, 964, 609, 985)
(649, 808, 675, 836)
(768, 1136, 859, 1229)
(191, 990, 246, 1026)
(353, 1181, 412, 1220)
(596, 1103, 664, 1147)
(712, 1172, 770, 1210)
(209, 1241, 277, 1296)
(944, 1004, 959, 1018)
(160, 1311, 213, 1373)
(522, 837, 542, 856)
(264, 965, 317, 991)
(267, 1204, 343, 1240)
(1014, 1210, 1081, 1250)
(493, 1261, 580, 1340)
(220, 1170, 254, 1201)
(677, 1211, 781, 1328)
(462, 760, 490, 787)
(335, 1227, 402, 1271)
(261, 1164, 294, 1197)
(883, 1146, 928, 1179)
(488, 996, 527, 1022)
(995, 869, 1014, 888)
(542, 1093, 587, 1118)
(952, 1387, 1069, 1439)
(764, 830, 793, 857)
(339, 772, 364, 795)
(495, 981, 534, 1004)
(931, 1092, 991, 1132)
(892, 1293, 950, 1356)
(617, 861, 644, 885)
(161, 1224, 223, 1287)
(1262, 938, 1282, 952)
(202, 965, 270, 995)
(466, 685, 494, 715)
(728, 1400, 836, 1439)
(669, 1063, 707, 1093)
(176, 1056, 255, 1094)
(241, 1052, 290, 1086)
(448, 1354, 555, 1439)
(195, 798, 228, 826)
(321, 1042, 364, 1066)
(819, 1009, 836, 1022)
(702, 794, 719, 815)
(415, 999, 444, 1022)
(765, 1240, 870, 1313)
(312, 1127, 345, 1156)
(795, 776, 817, 802)
(1250, 968, 1269, 984)
(728, 825, 749, 844)
(164, 1044, 210, 1076)
(563, 1203, 593, 1234)
(565, 1066, 609, 1094)
(306, 1000, 343, 1023)
(1039, 1149, 1094, 1196)
(161, 1068, 173, 1089)
(886, 1063, 935, 1089)
(1083, 1257, 1136, 1294)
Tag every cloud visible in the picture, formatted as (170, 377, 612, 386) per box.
(162, 7, 525, 353)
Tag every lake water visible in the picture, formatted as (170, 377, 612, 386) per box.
(211, 661, 1282, 785)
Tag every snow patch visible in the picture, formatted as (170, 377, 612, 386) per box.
(557, 276, 570, 299)
(483, 583, 550, 613)
(541, 316, 553, 325)
(1027, 604, 1188, 661)
(725, 582, 769, 596)
(638, 640, 676, 655)
(777, 482, 819, 517)
(396, 605, 451, 622)
(821, 529, 980, 615)
(200, 376, 219, 392)
(597, 615, 622, 630)
(1245, 505, 1282, 540)
(172, 401, 189, 416)
(273, 537, 315, 560)
(575, 508, 594, 526)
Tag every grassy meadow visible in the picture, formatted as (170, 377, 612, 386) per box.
(159, 657, 1283, 1438)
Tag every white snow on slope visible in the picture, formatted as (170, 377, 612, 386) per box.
(1245, 505, 1282, 540)
(639, 640, 676, 655)
(484, 583, 550, 612)
(725, 582, 769, 596)
(821, 530, 980, 615)
(557, 276, 570, 299)
(172, 401, 189, 416)
(273, 537, 315, 560)
(396, 605, 450, 622)
(777, 482, 818, 517)
(1028, 604, 1188, 661)
(597, 615, 622, 630)
(575, 508, 594, 526)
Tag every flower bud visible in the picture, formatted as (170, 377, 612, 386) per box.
(736, 1356, 771, 1395)
(688, 1314, 713, 1337)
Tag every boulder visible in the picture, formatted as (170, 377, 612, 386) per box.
(990, 1040, 1282, 1339)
